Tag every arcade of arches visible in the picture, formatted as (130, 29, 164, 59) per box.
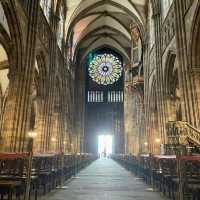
(0, 0, 200, 199)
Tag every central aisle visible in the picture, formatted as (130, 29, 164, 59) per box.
(42, 158, 165, 200)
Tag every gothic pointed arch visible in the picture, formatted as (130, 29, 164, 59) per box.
(164, 51, 182, 122)
(65, 0, 146, 65)
(164, 50, 176, 96)
(148, 77, 160, 153)
(1, 0, 23, 72)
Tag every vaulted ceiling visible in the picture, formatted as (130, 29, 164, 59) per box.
(65, 0, 147, 65)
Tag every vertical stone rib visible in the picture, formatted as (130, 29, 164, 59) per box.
(42, 14, 57, 152)
(174, 0, 196, 125)
(152, 0, 166, 144)
(1, 0, 39, 152)
(17, 0, 39, 152)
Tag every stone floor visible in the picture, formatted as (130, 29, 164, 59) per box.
(41, 158, 166, 200)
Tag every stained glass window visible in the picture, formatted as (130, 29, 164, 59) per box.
(88, 53, 122, 85)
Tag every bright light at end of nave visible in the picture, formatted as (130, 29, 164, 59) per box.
(98, 134, 113, 157)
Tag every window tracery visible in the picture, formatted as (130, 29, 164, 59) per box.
(88, 54, 122, 85)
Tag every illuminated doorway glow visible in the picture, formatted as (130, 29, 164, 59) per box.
(98, 135, 113, 156)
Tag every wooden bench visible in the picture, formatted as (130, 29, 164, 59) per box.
(0, 153, 31, 200)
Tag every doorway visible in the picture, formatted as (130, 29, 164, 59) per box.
(98, 135, 113, 157)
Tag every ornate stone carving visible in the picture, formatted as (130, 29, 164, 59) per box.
(37, 9, 51, 51)
(162, 3, 175, 53)
(166, 121, 200, 146)
(130, 24, 140, 42)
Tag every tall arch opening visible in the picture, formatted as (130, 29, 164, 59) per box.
(0, 43, 9, 150)
(84, 48, 124, 154)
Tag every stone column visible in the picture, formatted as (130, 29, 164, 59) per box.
(143, 38, 150, 153)
(42, 14, 58, 152)
(1, 0, 39, 152)
(174, 0, 197, 125)
(152, 0, 167, 144)
(50, 112, 60, 152)
(190, 69, 200, 125)
(60, 66, 72, 153)
(33, 99, 46, 153)
(0, 72, 21, 151)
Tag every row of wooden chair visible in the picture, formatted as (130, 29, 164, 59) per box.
(112, 154, 200, 200)
(0, 153, 97, 200)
